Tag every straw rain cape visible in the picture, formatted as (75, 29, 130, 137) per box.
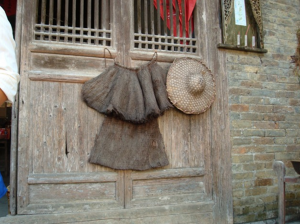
(88, 116, 168, 171)
(82, 55, 171, 170)
(82, 58, 173, 124)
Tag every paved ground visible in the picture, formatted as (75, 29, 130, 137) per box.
(0, 171, 298, 223)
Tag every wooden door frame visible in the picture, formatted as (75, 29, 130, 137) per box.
(122, 0, 233, 221)
(196, 0, 233, 222)
(10, 0, 233, 222)
(9, 0, 24, 215)
(12, 0, 124, 215)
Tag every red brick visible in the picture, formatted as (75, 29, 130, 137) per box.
(263, 114, 286, 121)
(255, 179, 273, 187)
(232, 147, 250, 154)
(229, 88, 251, 95)
(240, 80, 263, 88)
(289, 99, 300, 106)
(253, 121, 279, 129)
(245, 187, 267, 196)
(273, 106, 294, 113)
(230, 104, 249, 112)
(287, 145, 300, 151)
(272, 53, 289, 60)
(286, 84, 300, 91)
(252, 137, 275, 144)
(254, 153, 275, 161)
(250, 105, 273, 113)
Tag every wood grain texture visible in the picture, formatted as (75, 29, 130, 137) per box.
(158, 110, 173, 169)
(273, 161, 286, 224)
(127, 0, 231, 221)
(28, 72, 95, 84)
(16, 0, 124, 216)
(29, 44, 117, 59)
(86, 108, 105, 173)
(28, 172, 118, 184)
(29, 182, 116, 203)
(127, 167, 208, 209)
(30, 81, 44, 174)
(129, 194, 209, 208)
(130, 50, 202, 63)
(13, 0, 233, 222)
(17, 0, 36, 214)
(130, 167, 205, 180)
(171, 110, 190, 168)
(23, 200, 123, 215)
(132, 177, 205, 198)
(30, 53, 114, 78)
(200, 0, 233, 223)
(10, 0, 24, 215)
(1, 202, 213, 223)
(217, 43, 268, 53)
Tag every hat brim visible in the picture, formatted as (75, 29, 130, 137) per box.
(166, 57, 216, 114)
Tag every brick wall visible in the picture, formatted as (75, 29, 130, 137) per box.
(227, 0, 300, 223)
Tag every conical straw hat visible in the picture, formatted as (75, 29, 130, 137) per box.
(166, 57, 216, 114)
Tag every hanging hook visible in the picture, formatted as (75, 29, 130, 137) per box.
(151, 50, 158, 61)
(104, 48, 113, 68)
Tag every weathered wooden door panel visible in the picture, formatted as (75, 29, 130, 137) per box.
(17, 0, 125, 215)
(126, 168, 210, 208)
(25, 172, 123, 214)
(20, 75, 124, 215)
(15, 0, 232, 222)
(123, 108, 213, 209)
(5, 202, 214, 223)
(76, 212, 214, 224)
(127, 0, 214, 209)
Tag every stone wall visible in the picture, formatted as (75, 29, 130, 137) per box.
(227, 0, 300, 223)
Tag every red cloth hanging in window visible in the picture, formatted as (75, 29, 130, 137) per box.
(153, 0, 196, 38)
(2, 0, 17, 16)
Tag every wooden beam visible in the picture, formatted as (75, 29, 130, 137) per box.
(28, 72, 94, 84)
(28, 172, 118, 184)
(273, 161, 286, 224)
(284, 176, 300, 183)
(131, 168, 206, 180)
(217, 43, 268, 53)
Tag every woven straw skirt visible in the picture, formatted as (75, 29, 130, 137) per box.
(82, 60, 171, 170)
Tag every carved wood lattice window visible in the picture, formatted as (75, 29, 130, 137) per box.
(133, 0, 198, 54)
(219, 0, 265, 53)
(35, 0, 112, 46)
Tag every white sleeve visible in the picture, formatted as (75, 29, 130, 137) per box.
(0, 6, 20, 103)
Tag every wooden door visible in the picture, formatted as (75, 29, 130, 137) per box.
(17, 0, 125, 215)
(15, 0, 233, 223)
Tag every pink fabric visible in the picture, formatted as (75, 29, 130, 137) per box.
(153, 0, 196, 37)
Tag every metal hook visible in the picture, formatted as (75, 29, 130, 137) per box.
(104, 48, 113, 68)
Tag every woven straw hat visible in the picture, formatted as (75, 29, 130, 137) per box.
(166, 57, 216, 114)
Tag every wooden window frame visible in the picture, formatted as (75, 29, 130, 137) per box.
(132, 0, 198, 54)
(34, 0, 113, 47)
(218, 0, 267, 53)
